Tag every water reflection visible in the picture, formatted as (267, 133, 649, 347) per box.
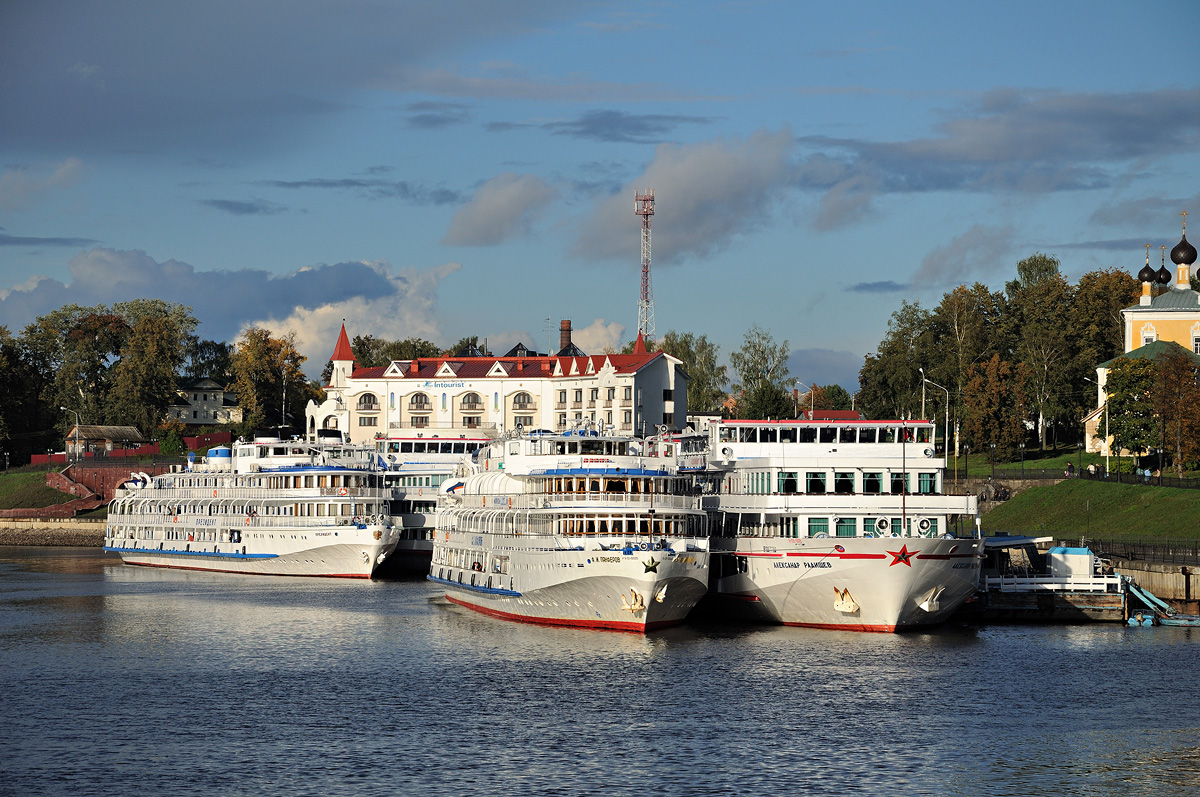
(0, 546, 1197, 797)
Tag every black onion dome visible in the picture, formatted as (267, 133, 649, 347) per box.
(1172, 234, 1197, 266)
(1157, 265, 1173, 284)
(1138, 263, 1157, 282)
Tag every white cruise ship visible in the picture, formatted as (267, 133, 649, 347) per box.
(103, 431, 398, 578)
(430, 427, 710, 632)
(374, 426, 498, 574)
(702, 418, 982, 631)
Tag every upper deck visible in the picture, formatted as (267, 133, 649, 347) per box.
(707, 419, 941, 467)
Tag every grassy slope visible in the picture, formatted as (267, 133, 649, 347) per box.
(981, 478, 1200, 541)
(0, 472, 76, 510)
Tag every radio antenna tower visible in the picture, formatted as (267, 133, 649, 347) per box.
(635, 188, 655, 340)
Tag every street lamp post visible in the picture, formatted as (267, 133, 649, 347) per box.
(990, 443, 996, 480)
(1019, 441, 1025, 478)
(921, 370, 951, 461)
(795, 381, 814, 419)
(60, 406, 81, 464)
(1077, 441, 1083, 477)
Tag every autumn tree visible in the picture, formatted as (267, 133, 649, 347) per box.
(962, 355, 1028, 460)
(730, 325, 795, 419)
(1150, 346, 1200, 475)
(656, 330, 727, 414)
(231, 326, 308, 434)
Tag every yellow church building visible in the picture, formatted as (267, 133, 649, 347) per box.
(1084, 217, 1198, 455)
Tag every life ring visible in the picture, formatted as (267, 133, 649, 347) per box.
(353, 516, 361, 525)
(212, 490, 217, 497)
(245, 518, 250, 525)
(337, 487, 348, 496)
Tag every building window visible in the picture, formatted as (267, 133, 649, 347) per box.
(863, 472, 883, 494)
(357, 393, 378, 410)
(835, 518, 857, 538)
(411, 416, 428, 428)
(806, 472, 826, 494)
(662, 413, 673, 426)
(663, 389, 672, 400)
(358, 417, 377, 427)
(1193, 337, 1200, 355)
(808, 518, 829, 537)
(409, 393, 431, 410)
(918, 473, 937, 494)
(834, 472, 855, 494)
(513, 392, 533, 409)
(514, 415, 533, 428)
(1143, 335, 1155, 346)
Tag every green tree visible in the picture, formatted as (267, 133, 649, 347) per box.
(729, 325, 795, 419)
(108, 315, 189, 432)
(1105, 357, 1155, 466)
(183, 338, 234, 385)
(929, 283, 1001, 427)
(857, 301, 933, 419)
(656, 330, 727, 413)
(1006, 254, 1073, 448)
(813, 383, 853, 411)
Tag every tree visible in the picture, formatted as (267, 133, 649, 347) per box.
(857, 301, 933, 419)
(656, 330, 727, 413)
(729, 325, 795, 419)
(230, 326, 308, 434)
(108, 315, 188, 432)
(1150, 347, 1200, 475)
(1105, 357, 1155, 465)
(962, 355, 1027, 460)
(1005, 254, 1073, 448)
(814, 384, 853, 411)
(447, 336, 489, 357)
(183, 338, 234, 385)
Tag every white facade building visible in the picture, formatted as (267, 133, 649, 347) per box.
(305, 322, 689, 444)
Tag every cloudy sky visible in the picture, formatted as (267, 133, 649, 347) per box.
(2, 1, 1197, 388)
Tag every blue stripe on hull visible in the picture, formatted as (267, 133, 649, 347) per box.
(103, 546, 278, 560)
(427, 573, 521, 597)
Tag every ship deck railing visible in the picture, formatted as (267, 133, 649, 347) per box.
(109, 514, 392, 529)
(980, 574, 1123, 593)
(457, 491, 698, 511)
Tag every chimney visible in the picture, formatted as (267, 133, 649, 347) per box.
(559, 319, 572, 353)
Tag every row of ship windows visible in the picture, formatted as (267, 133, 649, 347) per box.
(537, 476, 689, 495)
(734, 471, 939, 495)
(720, 426, 934, 445)
(112, 502, 385, 518)
(725, 516, 939, 538)
(160, 473, 385, 490)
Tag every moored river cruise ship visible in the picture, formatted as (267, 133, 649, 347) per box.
(103, 432, 398, 577)
(374, 425, 498, 574)
(702, 418, 981, 632)
(430, 427, 710, 632)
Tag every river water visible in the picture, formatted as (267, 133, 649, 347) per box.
(1, 547, 1197, 797)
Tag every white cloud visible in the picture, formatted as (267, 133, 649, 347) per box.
(911, 224, 1017, 287)
(570, 318, 626, 353)
(572, 129, 795, 264)
(442, 173, 557, 246)
(0, 274, 49, 301)
(245, 261, 461, 378)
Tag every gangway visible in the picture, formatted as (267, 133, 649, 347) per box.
(1125, 581, 1200, 627)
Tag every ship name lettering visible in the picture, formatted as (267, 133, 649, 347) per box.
(804, 561, 832, 569)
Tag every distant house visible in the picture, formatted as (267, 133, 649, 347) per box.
(168, 378, 243, 426)
(65, 425, 147, 457)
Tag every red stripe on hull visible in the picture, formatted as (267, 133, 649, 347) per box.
(122, 561, 372, 578)
(444, 593, 679, 633)
(781, 620, 899, 633)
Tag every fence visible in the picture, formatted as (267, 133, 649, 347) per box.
(1088, 538, 1200, 567)
(981, 467, 1200, 491)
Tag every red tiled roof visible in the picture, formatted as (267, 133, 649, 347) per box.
(343, 352, 663, 381)
(330, 324, 355, 362)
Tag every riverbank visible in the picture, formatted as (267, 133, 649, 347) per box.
(0, 519, 105, 547)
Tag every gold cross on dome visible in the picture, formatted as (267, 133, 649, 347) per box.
(1183, 210, 1189, 233)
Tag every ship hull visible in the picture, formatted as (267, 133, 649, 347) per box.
(712, 536, 983, 632)
(432, 537, 709, 632)
(104, 527, 396, 578)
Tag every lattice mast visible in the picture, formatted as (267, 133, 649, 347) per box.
(635, 188, 655, 340)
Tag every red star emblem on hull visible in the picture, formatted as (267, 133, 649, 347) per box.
(886, 544, 918, 567)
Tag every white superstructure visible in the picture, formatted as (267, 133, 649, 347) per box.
(374, 426, 498, 573)
(702, 418, 982, 631)
(430, 427, 710, 632)
(102, 431, 397, 578)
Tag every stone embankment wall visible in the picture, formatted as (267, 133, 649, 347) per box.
(0, 519, 105, 547)
(1110, 558, 1199, 614)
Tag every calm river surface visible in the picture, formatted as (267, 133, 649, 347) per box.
(1, 547, 1198, 797)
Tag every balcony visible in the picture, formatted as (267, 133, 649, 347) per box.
(459, 400, 484, 413)
(408, 401, 433, 413)
(512, 400, 537, 412)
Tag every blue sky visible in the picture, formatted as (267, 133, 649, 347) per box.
(1, 1, 1197, 389)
